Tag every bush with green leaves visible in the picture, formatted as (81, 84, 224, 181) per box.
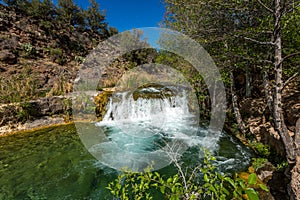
(21, 42, 36, 58)
(107, 149, 269, 200)
(249, 142, 271, 158)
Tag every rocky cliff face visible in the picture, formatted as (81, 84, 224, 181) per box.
(0, 3, 104, 100)
(238, 75, 300, 199)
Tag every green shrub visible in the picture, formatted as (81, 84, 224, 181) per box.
(75, 56, 85, 63)
(48, 48, 66, 65)
(252, 158, 268, 170)
(249, 141, 271, 158)
(21, 43, 36, 58)
(107, 149, 268, 200)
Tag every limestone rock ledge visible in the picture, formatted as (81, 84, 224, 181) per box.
(0, 96, 71, 134)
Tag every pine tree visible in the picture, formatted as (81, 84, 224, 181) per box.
(57, 0, 82, 26)
(85, 0, 107, 34)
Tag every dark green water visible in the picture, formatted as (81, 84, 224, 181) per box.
(0, 124, 116, 200)
(0, 123, 252, 200)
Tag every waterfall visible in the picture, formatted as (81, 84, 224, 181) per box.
(92, 84, 221, 171)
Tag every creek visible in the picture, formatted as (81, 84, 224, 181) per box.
(0, 84, 252, 199)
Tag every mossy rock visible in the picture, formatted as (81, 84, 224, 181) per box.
(94, 90, 112, 121)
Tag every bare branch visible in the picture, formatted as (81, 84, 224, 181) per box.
(260, 31, 273, 34)
(164, 142, 188, 191)
(0, 115, 4, 126)
(243, 36, 275, 45)
(260, 60, 274, 64)
(188, 165, 201, 183)
(283, 72, 299, 89)
(279, 52, 300, 65)
(255, 0, 274, 13)
(285, 3, 300, 13)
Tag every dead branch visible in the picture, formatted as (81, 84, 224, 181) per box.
(256, 0, 274, 13)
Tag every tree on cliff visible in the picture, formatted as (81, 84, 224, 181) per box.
(85, 0, 107, 35)
(57, 0, 85, 27)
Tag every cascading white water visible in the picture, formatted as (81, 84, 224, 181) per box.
(91, 84, 217, 171)
(90, 84, 251, 172)
(101, 88, 195, 137)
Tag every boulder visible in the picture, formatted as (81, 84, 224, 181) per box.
(256, 161, 276, 183)
(0, 49, 17, 64)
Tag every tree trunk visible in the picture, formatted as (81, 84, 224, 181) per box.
(230, 72, 247, 134)
(273, 0, 295, 163)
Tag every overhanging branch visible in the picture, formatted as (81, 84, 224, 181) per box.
(243, 36, 275, 45)
(279, 51, 300, 65)
(256, 0, 274, 13)
(283, 72, 299, 89)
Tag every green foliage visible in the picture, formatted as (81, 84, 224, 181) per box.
(252, 158, 268, 170)
(2, 0, 113, 38)
(2, 0, 29, 9)
(17, 101, 34, 122)
(75, 55, 85, 63)
(276, 160, 288, 171)
(57, 0, 82, 26)
(47, 47, 66, 65)
(162, 0, 300, 104)
(62, 98, 72, 121)
(249, 142, 271, 158)
(107, 149, 265, 200)
(27, 187, 47, 200)
(85, 0, 107, 34)
(21, 42, 36, 58)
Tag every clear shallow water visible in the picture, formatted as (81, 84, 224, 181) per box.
(0, 123, 252, 200)
(0, 124, 113, 200)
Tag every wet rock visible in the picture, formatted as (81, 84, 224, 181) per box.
(94, 91, 112, 121)
(132, 83, 174, 101)
(48, 96, 64, 114)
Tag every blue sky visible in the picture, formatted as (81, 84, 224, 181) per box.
(76, 0, 166, 32)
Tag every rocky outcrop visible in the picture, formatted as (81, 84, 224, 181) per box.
(0, 96, 70, 129)
(0, 3, 103, 100)
(239, 76, 300, 198)
(132, 83, 174, 101)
